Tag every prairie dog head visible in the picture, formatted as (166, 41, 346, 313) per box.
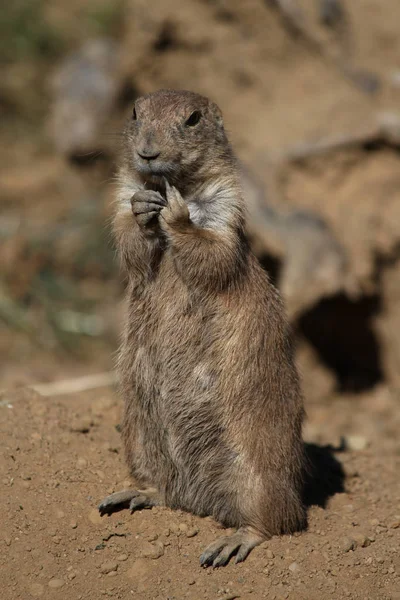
(121, 89, 232, 189)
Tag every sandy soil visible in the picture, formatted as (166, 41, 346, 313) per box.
(1, 384, 399, 600)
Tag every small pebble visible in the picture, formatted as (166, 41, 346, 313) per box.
(266, 549, 275, 559)
(344, 435, 369, 451)
(70, 418, 92, 433)
(353, 533, 370, 548)
(70, 521, 78, 529)
(100, 561, 118, 574)
(388, 518, 400, 529)
(117, 553, 128, 561)
(169, 523, 179, 534)
(289, 562, 300, 573)
(141, 541, 164, 559)
(376, 526, 387, 535)
(48, 579, 64, 589)
(341, 538, 356, 553)
(186, 527, 199, 538)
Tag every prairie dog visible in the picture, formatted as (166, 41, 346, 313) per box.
(99, 89, 306, 567)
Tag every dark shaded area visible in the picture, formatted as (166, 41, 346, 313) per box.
(153, 21, 180, 53)
(303, 442, 345, 508)
(258, 252, 282, 288)
(362, 137, 400, 153)
(116, 79, 140, 109)
(319, 0, 345, 28)
(298, 293, 383, 392)
(68, 150, 112, 167)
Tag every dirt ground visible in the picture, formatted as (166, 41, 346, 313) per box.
(1, 1, 400, 599)
(1, 384, 399, 600)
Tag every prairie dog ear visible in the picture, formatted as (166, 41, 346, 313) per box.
(209, 101, 224, 128)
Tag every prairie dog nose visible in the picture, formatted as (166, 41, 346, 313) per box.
(138, 149, 160, 160)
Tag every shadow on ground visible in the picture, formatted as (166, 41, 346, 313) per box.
(303, 442, 346, 510)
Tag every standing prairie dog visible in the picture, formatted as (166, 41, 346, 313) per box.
(99, 89, 306, 567)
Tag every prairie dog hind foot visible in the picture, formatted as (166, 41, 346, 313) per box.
(200, 526, 265, 568)
(98, 488, 162, 515)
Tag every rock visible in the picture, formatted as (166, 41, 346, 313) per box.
(344, 436, 369, 451)
(47, 529, 57, 538)
(179, 523, 188, 533)
(29, 583, 44, 597)
(49, 38, 122, 158)
(141, 540, 164, 559)
(48, 579, 64, 589)
(169, 522, 179, 534)
(70, 521, 78, 529)
(353, 533, 371, 548)
(186, 527, 199, 538)
(376, 525, 388, 535)
(266, 549, 275, 559)
(388, 518, 400, 529)
(341, 537, 356, 553)
(70, 418, 92, 434)
(289, 562, 300, 572)
(76, 457, 88, 469)
(100, 561, 118, 574)
(117, 553, 128, 561)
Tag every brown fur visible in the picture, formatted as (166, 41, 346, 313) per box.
(102, 89, 306, 566)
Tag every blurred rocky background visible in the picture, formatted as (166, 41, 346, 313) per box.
(2, 0, 400, 404)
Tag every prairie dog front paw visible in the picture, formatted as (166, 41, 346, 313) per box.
(131, 189, 167, 230)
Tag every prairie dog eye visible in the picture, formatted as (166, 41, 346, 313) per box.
(185, 110, 202, 127)
(132, 106, 137, 120)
